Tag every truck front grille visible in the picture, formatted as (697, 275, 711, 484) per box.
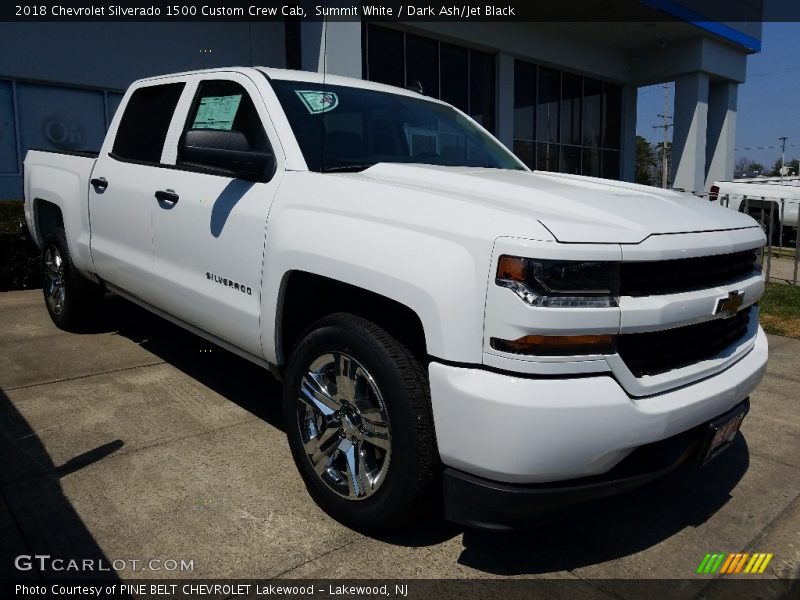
(617, 307, 753, 377)
(620, 250, 758, 297)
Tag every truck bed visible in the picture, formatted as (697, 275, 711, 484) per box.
(23, 149, 98, 271)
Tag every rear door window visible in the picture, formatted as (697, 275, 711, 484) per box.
(112, 83, 185, 163)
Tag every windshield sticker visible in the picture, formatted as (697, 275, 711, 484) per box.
(294, 90, 339, 114)
(192, 94, 242, 130)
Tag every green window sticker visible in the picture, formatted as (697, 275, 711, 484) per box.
(192, 94, 242, 130)
(294, 90, 339, 114)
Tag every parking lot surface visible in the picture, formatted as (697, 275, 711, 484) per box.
(1, 290, 798, 596)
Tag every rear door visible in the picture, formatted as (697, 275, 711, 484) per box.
(89, 81, 186, 300)
(149, 72, 283, 357)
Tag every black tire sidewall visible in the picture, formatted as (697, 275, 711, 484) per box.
(283, 315, 432, 531)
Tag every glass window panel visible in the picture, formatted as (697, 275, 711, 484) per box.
(602, 150, 620, 179)
(270, 79, 522, 173)
(17, 83, 107, 157)
(582, 77, 602, 148)
(536, 67, 559, 143)
(582, 147, 601, 177)
(179, 79, 271, 169)
(603, 82, 621, 149)
(406, 34, 439, 98)
(367, 26, 404, 88)
(0, 81, 18, 174)
(559, 144, 581, 174)
(112, 83, 184, 162)
(469, 49, 495, 133)
(536, 142, 559, 172)
(513, 60, 535, 142)
(513, 139, 534, 169)
(440, 43, 468, 113)
(560, 73, 581, 146)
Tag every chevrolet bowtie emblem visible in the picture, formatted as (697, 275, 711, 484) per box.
(715, 290, 745, 318)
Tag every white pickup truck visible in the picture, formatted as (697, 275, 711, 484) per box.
(711, 177, 800, 245)
(25, 67, 768, 531)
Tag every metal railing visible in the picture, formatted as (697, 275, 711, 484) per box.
(692, 191, 800, 285)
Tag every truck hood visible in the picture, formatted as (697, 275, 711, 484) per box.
(351, 164, 758, 244)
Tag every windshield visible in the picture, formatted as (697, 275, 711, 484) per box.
(269, 79, 526, 173)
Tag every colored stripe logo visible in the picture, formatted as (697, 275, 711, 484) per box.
(697, 552, 773, 574)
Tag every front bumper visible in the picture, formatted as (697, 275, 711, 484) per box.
(429, 326, 768, 485)
(443, 398, 749, 530)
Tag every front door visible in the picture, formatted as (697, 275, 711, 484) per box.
(149, 74, 283, 357)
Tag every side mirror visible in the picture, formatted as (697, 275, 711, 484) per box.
(180, 129, 273, 179)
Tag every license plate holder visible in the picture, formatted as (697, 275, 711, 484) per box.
(699, 400, 749, 465)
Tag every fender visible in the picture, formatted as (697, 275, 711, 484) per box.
(259, 172, 553, 365)
(25, 155, 96, 275)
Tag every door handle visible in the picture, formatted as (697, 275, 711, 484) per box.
(90, 177, 108, 190)
(155, 189, 179, 204)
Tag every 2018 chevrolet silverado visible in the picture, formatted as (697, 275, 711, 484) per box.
(24, 67, 768, 531)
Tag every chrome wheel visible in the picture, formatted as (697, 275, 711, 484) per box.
(297, 352, 391, 500)
(43, 245, 65, 316)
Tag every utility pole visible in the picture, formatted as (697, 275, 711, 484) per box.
(652, 83, 673, 188)
(778, 136, 788, 183)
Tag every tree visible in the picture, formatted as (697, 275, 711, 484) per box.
(734, 157, 765, 178)
(635, 136, 657, 186)
(770, 157, 800, 177)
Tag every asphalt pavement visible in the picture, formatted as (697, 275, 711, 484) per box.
(1, 290, 798, 597)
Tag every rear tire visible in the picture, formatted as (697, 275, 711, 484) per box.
(283, 312, 438, 533)
(41, 228, 103, 332)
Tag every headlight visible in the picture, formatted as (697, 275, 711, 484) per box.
(753, 246, 764, 273)
(496, 255, 618, 308)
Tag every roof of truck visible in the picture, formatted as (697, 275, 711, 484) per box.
(136, 66, 438, 103)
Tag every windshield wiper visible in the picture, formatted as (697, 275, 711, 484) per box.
(321, 164, 377, 173)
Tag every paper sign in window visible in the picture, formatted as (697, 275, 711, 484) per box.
(294, 90, 339, 114)
(192, 94, 242, 130)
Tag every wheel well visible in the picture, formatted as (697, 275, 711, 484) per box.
(278, 271, 428, 366)
(34, 200, 64, 245)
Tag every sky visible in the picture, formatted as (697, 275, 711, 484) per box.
(636, 22, 800, 172)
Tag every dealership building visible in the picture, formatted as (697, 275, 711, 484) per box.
(0, 7, 761, 199)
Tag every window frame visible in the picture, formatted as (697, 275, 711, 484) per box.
(174, 77, 276, 181)
(363, 24, 497, 134)
(105, 73, 283, 183)
(109, 81, 185, 165)
(513, 58, 623, 177)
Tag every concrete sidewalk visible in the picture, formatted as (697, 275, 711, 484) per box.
(1, 290, 798, 595)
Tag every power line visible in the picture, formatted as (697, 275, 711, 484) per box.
(747, 64, 800, 79)
(735, 143, 800, 151)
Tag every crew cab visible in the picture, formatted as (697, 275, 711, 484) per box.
(24, 67, 768, 531)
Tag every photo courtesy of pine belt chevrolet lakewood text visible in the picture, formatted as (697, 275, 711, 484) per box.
(23, 67, 767, 531)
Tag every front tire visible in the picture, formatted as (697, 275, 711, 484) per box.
(41, 228, 103, 331)
(283, 313, 438, 533)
